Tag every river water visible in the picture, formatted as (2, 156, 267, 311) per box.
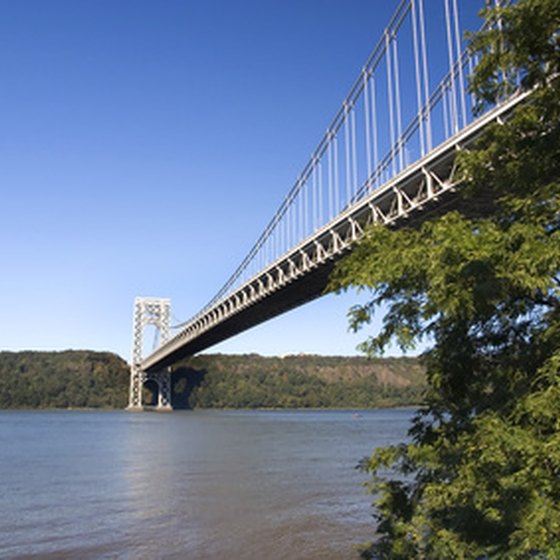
(0, 408, 413, 559)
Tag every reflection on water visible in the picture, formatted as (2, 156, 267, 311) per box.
(0, 409, 413, 559)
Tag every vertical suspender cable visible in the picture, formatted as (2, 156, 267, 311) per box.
(315, 162, 320, 230)
(280, 211, 284, 259)
(301, 180, 305, 242)
(327, 134, 333, 221)
(452, 0, 467, 127)
(418, 0, 431, 150)
(318, 160, 323, 227)
(286, 203, 290, 254)
(274, 218, 277, 262)
(370, 75, 379, 189)
(293, 200, 297, 249)
(312, 164, 317, 231)
(298, 180, 303, 242)
(392, 36, 404, 172)
(444, 0, 458, 133)
(282, 207, 286, 257)
(411, 0, 425, 156)
(351, 107, 358, 201)
(279, 212, 282, 259)
(443, 80, 450, 138)
(290, 199, 298, 247)
(386, 32, 397, 177)
(278, 212, 282, 259)
(282, 207, 286, 256)
(300, 179, 304, 240)
(363, 72, 373, 190)
(304, 175, 309, 237)
(285, 204, 289, 254)
(315, 162, 320, 229)
(294, 194, 298, 246)
(269, 233, 272, 265)
(272, 220, 276, 264)
(334, 135, 340, 215)
(344, 104, 352, 207)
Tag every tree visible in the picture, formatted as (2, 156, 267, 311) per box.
(329, 0, 560, 557)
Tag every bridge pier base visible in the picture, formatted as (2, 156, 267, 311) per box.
(152, 369, 173, 411)
(127, 366, 142, 411)
(127, 366, 173, 411)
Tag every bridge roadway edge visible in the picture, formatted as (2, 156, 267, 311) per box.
(150, 258, 338, 370)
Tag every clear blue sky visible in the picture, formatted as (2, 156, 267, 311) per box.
(0, 0, 482, 362)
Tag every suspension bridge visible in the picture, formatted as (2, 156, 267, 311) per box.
(128, 0, 525, 409)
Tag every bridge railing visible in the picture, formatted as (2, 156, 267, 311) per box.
(173, 0, 517, 332)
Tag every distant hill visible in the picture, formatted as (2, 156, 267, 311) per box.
(172, 353, 426, 409)
(0, 350, 426, 410)
(0, 350, 129, 409)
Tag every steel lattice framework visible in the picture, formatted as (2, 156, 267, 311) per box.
(137, 0, 523, 376)
(128, 297, 172, 409)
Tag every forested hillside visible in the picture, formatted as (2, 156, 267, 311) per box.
(0, 350, 130, 409)
(0, 350, 425, 409)
(172, 354, 425, 409)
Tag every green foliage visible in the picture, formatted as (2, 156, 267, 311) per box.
(173, 354, 425, 410)
(329, 0, 560, 557)
(0, 351, 130, 409)
(0, 350, 424, 411)
(467, 0, 560, 112)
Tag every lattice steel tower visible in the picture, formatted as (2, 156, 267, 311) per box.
(128, 297, 172, 410)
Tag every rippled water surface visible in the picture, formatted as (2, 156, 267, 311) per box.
(0, 408, 413, 559)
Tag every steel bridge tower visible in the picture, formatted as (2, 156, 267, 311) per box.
(128, 297, 172, 410)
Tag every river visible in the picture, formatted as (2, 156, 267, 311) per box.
(0, 408, 413, 559)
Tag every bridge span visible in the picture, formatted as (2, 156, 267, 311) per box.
(141, 93, 524, 373)
(128, 0, 525, 409)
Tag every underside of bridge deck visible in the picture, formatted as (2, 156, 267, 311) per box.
(146, 258, 337, 371)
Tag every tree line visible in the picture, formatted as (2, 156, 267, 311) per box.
(0, 350, 130, 409)
(172, 353, 425, 409)
(0, 350, 425, 410)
